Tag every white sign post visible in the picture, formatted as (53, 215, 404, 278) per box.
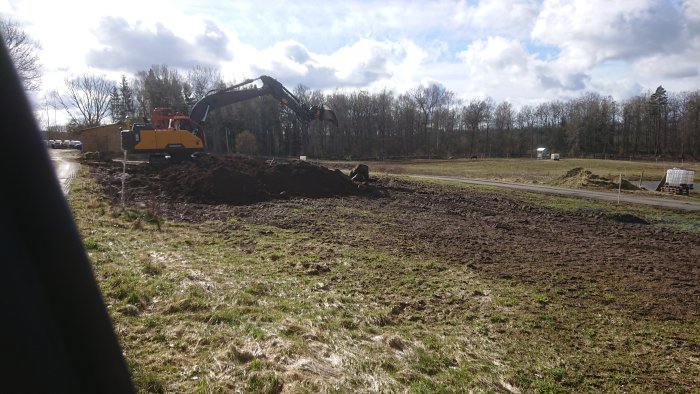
(617, 173, 622, 205)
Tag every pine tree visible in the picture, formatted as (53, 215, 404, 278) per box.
(649, 85, 668, 154)
(109, 86, 123, 123)
(119, 75, 135, 121)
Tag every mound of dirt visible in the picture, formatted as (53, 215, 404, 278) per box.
(87, 154, 364, 205)
(605, 212, 650, 224)
(556, 167, 639, 190)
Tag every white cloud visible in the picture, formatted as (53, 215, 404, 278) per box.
(587, 61, 643, 100)
(246, 38, 421, 92)
(454, 0, 539, 37)
(457, 36, 545, 103)
(326, 39, 401, 84)
(633, 50, 700, 92)
(532, 0, 684, 66)
(249, 41, 319, 79)
(85, 17, 232, 72)
(683, 0, 700, 24)
(453, 35, 600, 106)
(460, 36, 532, 75)
(525, 0, 700, 100)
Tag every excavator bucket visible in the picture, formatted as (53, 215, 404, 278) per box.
(315, 105, 339, 127)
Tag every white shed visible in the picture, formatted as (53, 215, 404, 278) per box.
(536, 147, 547, 159)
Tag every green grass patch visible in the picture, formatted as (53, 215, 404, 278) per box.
(323, 157, 699, 186)
(67, 166, 700, 393)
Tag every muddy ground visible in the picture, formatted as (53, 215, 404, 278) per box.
(84, 155, 700, 323)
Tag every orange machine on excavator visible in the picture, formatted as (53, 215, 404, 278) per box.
(121, 75, 338, 163)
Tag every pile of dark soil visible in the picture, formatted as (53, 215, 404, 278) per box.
(605, 212, 650, 224)
(86, 154, 364, 205)
(556, 167, 639, 190)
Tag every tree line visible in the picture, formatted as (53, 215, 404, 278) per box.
(75, 66, 699, 160)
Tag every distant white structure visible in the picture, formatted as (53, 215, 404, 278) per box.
(536, 147, 547, 159)
(658, 168, 695, 195)
(665, 168, 694, 187)
(551, 153, 560, 160)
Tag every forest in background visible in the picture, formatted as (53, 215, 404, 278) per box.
(48, 65, 700, 160)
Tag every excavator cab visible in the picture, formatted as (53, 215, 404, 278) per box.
(152, 108, 174, 129)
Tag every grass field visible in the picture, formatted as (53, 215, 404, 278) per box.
(321, 157, 699, 187)
(69, 163, 700, 393)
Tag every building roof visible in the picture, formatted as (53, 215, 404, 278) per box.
(76, 122, 124, 134)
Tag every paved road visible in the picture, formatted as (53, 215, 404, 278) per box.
(49, 149, 80, 195)
(410, 175, 700, 212)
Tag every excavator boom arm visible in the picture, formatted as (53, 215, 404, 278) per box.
(189, 75, 338, 127)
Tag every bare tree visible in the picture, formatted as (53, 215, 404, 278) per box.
(186, 65, 222, 100)
(679, 91, 700, 159)
(412, 83, 451, 157)
(132, 65, 187, 116)
(53, 73, 114, 129)
(432, 89, 455, 156)
(493, 101, 514, 155)
(375, 88, 394, 159)
(0, 17, 41, 91)
(464, 98, 492, 155)
(394, 92, 419, 156)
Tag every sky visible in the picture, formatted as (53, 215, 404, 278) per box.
(2, 0, 700, 125)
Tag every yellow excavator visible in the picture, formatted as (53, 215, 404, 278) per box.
(121, 75, 338, 162)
